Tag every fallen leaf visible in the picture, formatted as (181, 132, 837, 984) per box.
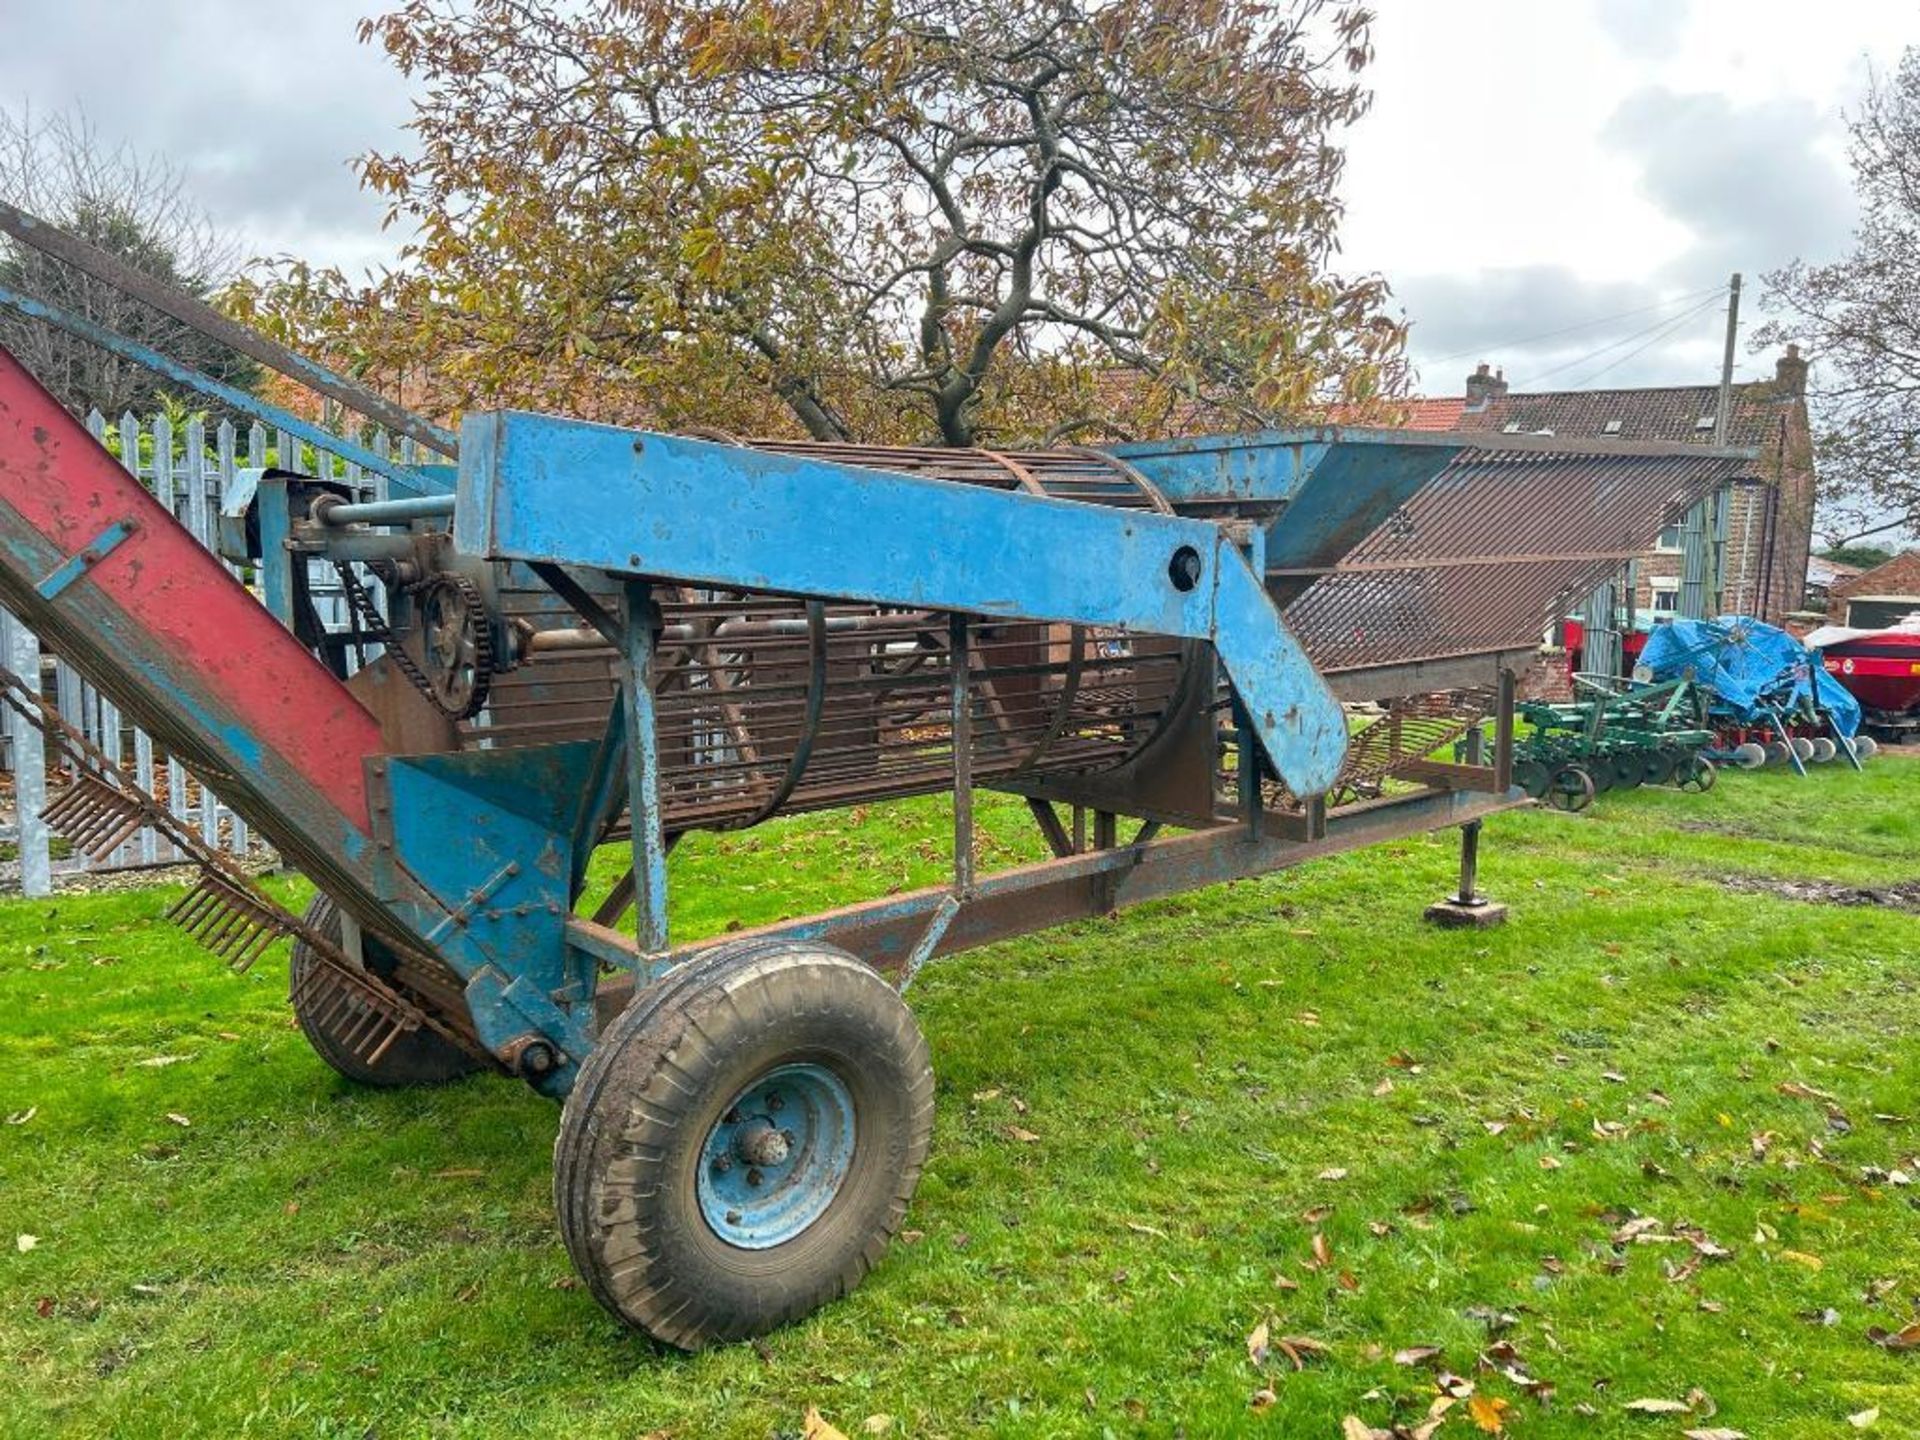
(1339, 1415, 1370, 1438)
(164, 1113, 191, 1128)
(1373, 1077, 1395, 1096)
(1468, 1394, 1510, 1432)
(1274, 1334, 1329, 1369)
(137, 1055, 189, 1068)
(1312, 1232, 1333, 1266)
(971, 1088, 1001, 1102)
(432, 1167, 484, 1179)
(1867, 1321, 1920, 1351)
(5, 1107, 35, 1126)
(1126, 1221, 1166, 1238)
(15, 1234, 37, 1253)
(1394, 1345, 1444, 1366)
(1849, 1409, 1879, 1429)
(860, 1417, 893, 1435)
(803, 1406, 849, 1440)
(1251, 1388, 1277, 1413)
(1006, 1125, 1040, 1144)
(1681, 1430, 1747, 1440)
(1318, 1167, 1349, 1182)
(1624, 1398, 1691, 1414)
(1247, 1318, 1270, 1367)
(1779, 1249, 1824, 1271)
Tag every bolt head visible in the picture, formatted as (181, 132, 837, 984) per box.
(713, 1154, 732, 1174)
(725, 1209, 741, 1225)
(746, 1168, 763, 1187)
(766, 1092, 784, 1112)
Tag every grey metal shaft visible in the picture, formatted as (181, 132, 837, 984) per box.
(1455, 723, 1485, 904)
(317, 495, 456, 526)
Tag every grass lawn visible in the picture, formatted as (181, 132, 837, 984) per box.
(3, 760, 1920, 1438)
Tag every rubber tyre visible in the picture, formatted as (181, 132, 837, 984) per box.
(289, 896, 482, 1088)
(554, 937, 934, 1350)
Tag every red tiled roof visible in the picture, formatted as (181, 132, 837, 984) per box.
(1396, 396, 1468, 431)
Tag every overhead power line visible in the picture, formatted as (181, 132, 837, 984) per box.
(1511, 294, 1724, 390)
(1421, 285, 1724, 368)
(1555, 297, 1727, 390)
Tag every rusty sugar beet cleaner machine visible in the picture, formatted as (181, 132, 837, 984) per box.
(0, 253, 1754, 1345)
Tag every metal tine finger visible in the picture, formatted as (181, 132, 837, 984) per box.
(168, 881, 223, 925)
(363, 1025, 405, 1067)
(231, 927, 282, 973)
(199, 896, 251, 948)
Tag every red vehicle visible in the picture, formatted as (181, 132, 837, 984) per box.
(1808, 619, 1920, 741)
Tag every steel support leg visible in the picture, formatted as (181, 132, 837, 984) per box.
(621, 581, 670, 956)
(1425, 705, 1508, 929)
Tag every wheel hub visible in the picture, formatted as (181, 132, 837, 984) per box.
(696, 1062, 855, 1249)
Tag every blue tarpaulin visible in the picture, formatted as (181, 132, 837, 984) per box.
(1637, 616, 1861, 736)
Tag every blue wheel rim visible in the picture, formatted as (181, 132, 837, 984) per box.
(695, 1062, 856, 1249)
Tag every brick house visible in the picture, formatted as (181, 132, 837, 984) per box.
(1827, 551, 1920, 628)
(1395, 347, 1818, 624)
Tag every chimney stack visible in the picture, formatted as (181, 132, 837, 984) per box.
(1775, 343, 1808, 398)
(1464, 362, 1509, 410)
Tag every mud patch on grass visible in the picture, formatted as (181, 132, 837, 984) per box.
(1718, 873, 1920, 912)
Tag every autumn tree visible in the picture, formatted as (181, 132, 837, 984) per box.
(0, 106, 257, 417)
(1763, 48, 1920, 548)
(247, 0, 1405, 445)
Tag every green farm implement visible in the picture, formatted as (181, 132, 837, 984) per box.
(1514, 675, 1717, 812)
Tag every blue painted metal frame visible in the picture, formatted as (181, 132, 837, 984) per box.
(457, 412, 1350, 796)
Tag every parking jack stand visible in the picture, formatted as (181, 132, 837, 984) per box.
(1425, 717, 1509, 929)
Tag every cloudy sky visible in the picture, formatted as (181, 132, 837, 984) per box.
(0, 0, 1912, 399)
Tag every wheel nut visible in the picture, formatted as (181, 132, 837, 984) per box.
(766, 1092, 783, 1112)
(725, 1209, 741, 1225)
(724, 1107, 741, 1124)
(713, 1155, 732, 1173)
(746, 1168, 764, 1187)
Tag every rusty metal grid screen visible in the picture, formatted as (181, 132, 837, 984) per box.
(1279, 448, 1750, 674)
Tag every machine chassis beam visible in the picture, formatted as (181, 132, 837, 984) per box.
(589, 782, 1526, 1024)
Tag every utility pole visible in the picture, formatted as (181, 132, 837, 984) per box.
(1713, 272, 1741, 447)
(1682, 274, 1742, 621)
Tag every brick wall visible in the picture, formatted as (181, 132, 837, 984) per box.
(1829, 551, 1920, 623)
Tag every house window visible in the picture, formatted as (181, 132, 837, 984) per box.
(1655, 524, 1684, 553)
(1651, 579, 1681, 614)
(1602, 419, 1623, 435)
